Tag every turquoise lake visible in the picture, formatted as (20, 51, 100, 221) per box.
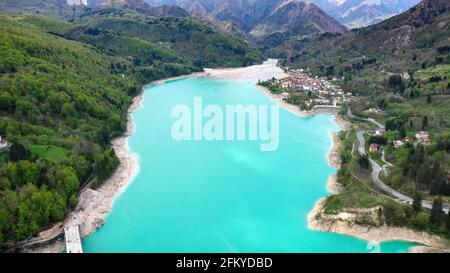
(82, 77, 415, 253)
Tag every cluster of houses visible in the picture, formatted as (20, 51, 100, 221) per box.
(0, 135, 8, 150)
(278, 71, 344, 94)
(392, 131, 431, 148)
(275, 70, 350, 108)
(369, 128, 432, 153)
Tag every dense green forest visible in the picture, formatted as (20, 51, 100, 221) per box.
(0, 11, 262, 249)
(72, 8, 263, 68)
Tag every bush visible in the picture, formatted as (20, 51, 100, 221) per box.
(383, 202, 406, 226)
(411, 212, 429, 230)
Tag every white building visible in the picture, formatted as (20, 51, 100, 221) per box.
(374, 128, 386, 136)
(393, 140, 404, 148)
(314, 99, 331, 105)
(0, 135, 7, 149)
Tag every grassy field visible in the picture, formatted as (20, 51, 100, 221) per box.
(29, 145, 70, 161)
(324, 179, 389, 214)
(416, 64, 450, 81)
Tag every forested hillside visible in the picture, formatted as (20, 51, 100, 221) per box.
(0, 11, 262, 249)
(0, 14, 132, 247)
(286, 0, 450, 135)
(72, 8, 262, 67)
(285, 0, 450, 199)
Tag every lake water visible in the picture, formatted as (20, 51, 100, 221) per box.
(82, 77, 415, 253)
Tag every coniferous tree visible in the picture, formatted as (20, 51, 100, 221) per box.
(422, 116, 428, 129)
(430, 197, 444, 226)
(412, 191, 422, 212)
(446, 211, 450, 235)
(399, 126, 406, 139)
(9, 143, 30, 162)
(358, 154, 370, 169)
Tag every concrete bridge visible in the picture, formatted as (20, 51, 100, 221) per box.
(64, 215, 83, 253)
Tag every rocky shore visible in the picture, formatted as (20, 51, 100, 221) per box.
(307, 133, 450, 253)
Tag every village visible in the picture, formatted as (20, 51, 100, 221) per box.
(267, 69, 434, 156)
(260, 69, 351, 111)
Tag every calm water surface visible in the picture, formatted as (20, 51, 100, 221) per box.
(83, 78, 415, 253)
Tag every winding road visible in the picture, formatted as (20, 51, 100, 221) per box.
(356, 129, 450, 213)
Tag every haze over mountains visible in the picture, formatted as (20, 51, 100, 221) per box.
(91, 0, 348, 39)
(5, 0, 421, 30)
(307, 0, 421, 28)
(141, 0, 421, 29)
(19, 0, 342, 47)
(145, 0, 347, 34)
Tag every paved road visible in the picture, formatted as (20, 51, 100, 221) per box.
(347, 107, 385, 129)
(368, 118, 385, 129)
(381, 150, 394, 168)
(356, 130, 450, 213)
(356, 131, 366, 156)
(381, 150, 393, 175)
(370, 158, 449, 213)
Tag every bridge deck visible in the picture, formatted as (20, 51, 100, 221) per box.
(64, 217, 83, 253)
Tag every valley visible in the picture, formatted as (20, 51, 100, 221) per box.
(0, 0, 449, 253)
(0, 6, 262, 250)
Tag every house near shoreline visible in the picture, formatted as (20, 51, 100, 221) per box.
(280, 92, 290, 100)
(314, 99, 332, 105)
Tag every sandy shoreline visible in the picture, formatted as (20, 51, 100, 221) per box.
(74, 94, 143, 238)
(22, 91, 145, 253)
(25, 59, 448, 253)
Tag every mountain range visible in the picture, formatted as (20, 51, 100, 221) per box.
(3, 0, 421, 31)
(2, 0, 346, 41)
(307, 0, 421, 28)
(141, 0, 421, 29)
(288, 0, 449, 75)
(155, 0, 346, 34)
(98, 0, 348, 39)
(286, 0, 450, 123)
